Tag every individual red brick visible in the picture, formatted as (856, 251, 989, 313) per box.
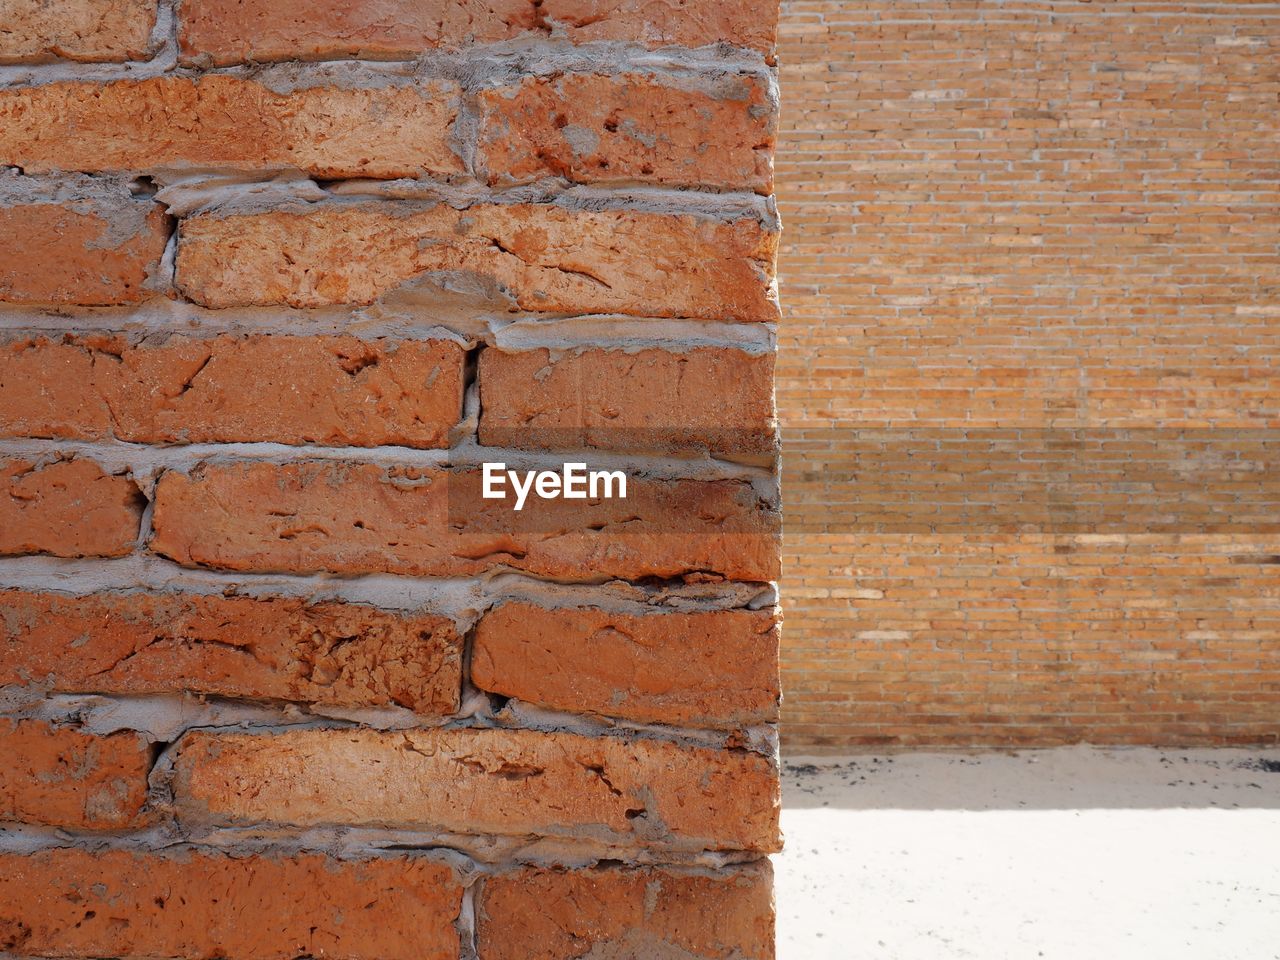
(0, 720, 151, 831)
(170, 727, 780, 853)
(0, 459, 142, 559)
(178, 0, 775, 65)
(0, 0, 155, 64)
(477, 346, 777, 454)
(0, 590, 461, 715)
(476, 862, 775, 960)
(0, 183, 167, 306)
(0, 334, 465, 447)
(477, 72, 775, 192)
(174, 203, 780, 321)
(0, 848, 462, 960)
(149, 462, 779, 582)
(472, 603, 780, 727)
(0, 76, 461, 179)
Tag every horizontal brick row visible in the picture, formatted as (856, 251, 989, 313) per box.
(0, 849, 462, 960)
(1, 338, 773, 452)
(1, 590, 777, 726)
(1, 458, 777, 577)
(0, 720, 152, 830)
(0, 0, 155, 64)
(0, 77, 461, 180)
(174, 203, 779, 319)
(177, 0, 778, 64)
(1, 188, 777, 314)
(170, 727, 780, 852)
(478, 346, 777, 454)
(0, 849, 771, 960)
(0, 73, 774, 191)
(151, 461, 779, 581)
(0, 334, 466, 448)
(476, 862, 774, 960)
(0, 181, 167, 306)
(476, 72, 775, 193)
(0, 458, 142, 559)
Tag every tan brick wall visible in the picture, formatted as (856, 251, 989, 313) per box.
(0, 1, 781, 955)
(777, 1, 1280, 747)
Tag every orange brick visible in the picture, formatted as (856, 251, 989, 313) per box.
(150, 461, 779, 582)
(179, 0, 776, 64)
(477, 346, 776, 454)
(174, 203, 780, 321)
(0, 334, 465, 447)
(0, 77, 460, 179)
(0, 0, 155, 63)
(472, 602, 780, 727)
(1, 458, 142, 559)
(0, 849, 462, 960)
(0, 720, 151, 830)
(0, 182, 167, 306)
(170, 727, 781, 853)
(0, 590, 462, 715)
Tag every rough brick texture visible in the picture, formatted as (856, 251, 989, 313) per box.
(473, 603, 781, 727)
(0, 77, 461, 179)
(171, 727, 781, 852)
(1, 459, 142, 558)
(478, 346, 777, 454)
(175, 203, 779, 319)
(0, 0, 781, 950)
(0, 849, 463, 960)
(0, 0, 155, 63)
(0, 334, 466, 447)
(476, 72, 776, 192)
(151, 461, 779, 581)
(178, 0, 778, 64)
(476, 863, 775, 960)
(0, 590, 462, 714)
(0, 721, 151, 830)
(777, 0, 1280, 746)
(0, 180, 167, 306)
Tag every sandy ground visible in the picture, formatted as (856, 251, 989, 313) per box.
(777, 747, 1280, 960)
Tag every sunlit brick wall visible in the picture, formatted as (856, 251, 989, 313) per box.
(777, 0, 1280, 748)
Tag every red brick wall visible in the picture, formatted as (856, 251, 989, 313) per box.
(777, 1, 1280, 747)
(0, 1, 781, 955)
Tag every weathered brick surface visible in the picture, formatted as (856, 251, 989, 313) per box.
(178, 0, 777, 64)
(1, 459, 142, 559)
(478, 346, 776, 454)
(0, 77, 461, 179)
(0, 0, 155, 64)
(171, 727, 781, 852)
(0, 183, 167, 306)
(777, 0, 1280, 746)
(0, 590, 462, 715)
(174, 203, 780, 320)
(477, 72, 775, 192)
(0, 849, 463, 960)
(0, 334, 465, 447)
(473, 603, 780, 727)
(476, 862, 775, 960)
(150, 461, 779, 582)
(0, 720, 151, 830)
(0, 0, 783, 944)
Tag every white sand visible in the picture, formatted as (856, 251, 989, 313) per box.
(777, 747, 1280, 959)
